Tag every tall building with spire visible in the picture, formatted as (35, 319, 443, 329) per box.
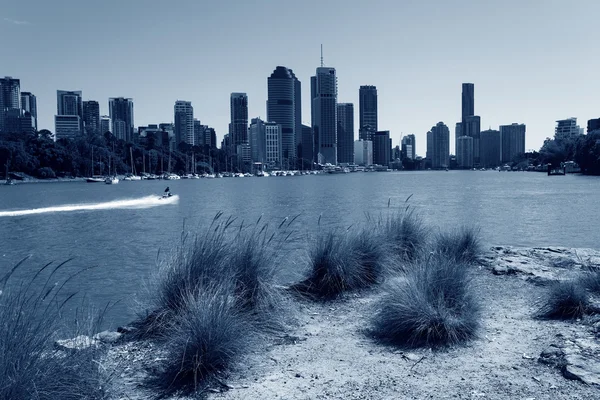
(311, 67, 337, 164)
(359, 85, 377, 141)
(267, 66, 301, 162)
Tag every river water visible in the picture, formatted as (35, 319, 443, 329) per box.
(1, 171, 598, 328)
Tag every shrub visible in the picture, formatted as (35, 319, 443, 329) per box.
(0, 259, 109, 400)
(538, 280, 593, 319)
(146, 287, 251, 397)
(371, 256, 480, 348)
(382, 203, 429, 262)
(435, 226, 482, 264)
(36, 166, 56, 179)
(347, 226, 388, 285)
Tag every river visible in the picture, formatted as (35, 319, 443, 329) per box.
(0, 171, 598, 328)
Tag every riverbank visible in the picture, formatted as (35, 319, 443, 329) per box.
(91, 246, 598, 399)
(1, 176, 86, 184)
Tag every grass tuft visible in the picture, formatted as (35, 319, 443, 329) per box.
(382, 204, 429, 262)
(371, 256, 480, 348)
(435, 226, 482, 264)
(538, 279, 593, 319)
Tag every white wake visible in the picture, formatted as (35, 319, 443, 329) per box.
(0, 195, 179, 217)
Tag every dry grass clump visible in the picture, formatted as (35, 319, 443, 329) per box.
(371, 255, 480, 348)
(381, 199, 429, 263)
(537, 279, 596, 320)
(0, 259, 109, 400)
(435, 226, 482, 264)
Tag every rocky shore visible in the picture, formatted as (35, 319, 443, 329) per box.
(60, 246, 600, 399)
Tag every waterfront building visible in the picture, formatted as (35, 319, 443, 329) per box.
(336, 103, 354, 164)
(373, 130, 391, 166)
(301, 124, 313, 166)
(464, 115, 481, 164)
(401, 134, 416, 160)
(555, 117, 583, 138)
(480, 129, 501, 168)
(454, 122, 462, 155)
(426, 122, 450, 169)
(83, 100, 100, 135)
(249, 117, 266, 163)
(359, 85, 377, 141)
(265, 122, 282, 167)
(311, 67, 337, 164)
(456, 136, 474, 168)
(20, 92, 37, 131)
(0, 76, 20, 133)
(500, 123, 526, 163)
(230, 93, 248, 149)
(54, 115, 82, 140)
(237, 143, 252, 163)
(461, 83, 474, 124)
(109, 97, 134, 142)
(174, 100, 194, 145)
(55, 90, 83, 137)
(588, 118, 600, 133)
(267, 66, 301, 162)
(354, 139, 373, 166)
(100, 115, 111, 134)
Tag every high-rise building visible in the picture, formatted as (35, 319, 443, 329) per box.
(555, 117, 583, 138)
(230, 93, 248, 149)
(265, 122, 282, 167)
(401, 134, 416, 160)
(174, 100, 194, 145)
(461, 83, 474, 124)
(454, 122, 462, 155)
(354, 139, 373, 166)
(311, 67, 337, 164)
(464, 115, 481, 164)
(249, 118, 266, 163)
(336, 103, 354, 164)
(456, 136, 474, 168)
(359, 85, 377, 141)
(55, 90, 83, 138)
(588, 118, 600, 133)
(373, 130, 391, 166)
(20, 92, 37, 131)
(301, 124, 313, 166)
(100, 115, 111, 134)
(83, 100, 100, 135)
(267, 66, 301, 161)
(426, 122, 450, 169)
(109, 97, 134, 142)
(500, 123, 526, 163)
(55, 115, 82, 140)
(480, 129, 501, 168)
(0, 76, 21, 133)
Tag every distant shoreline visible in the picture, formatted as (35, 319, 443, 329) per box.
(2, 177, 86, 185)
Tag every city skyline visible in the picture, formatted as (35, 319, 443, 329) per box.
(2, 0, 600, 155)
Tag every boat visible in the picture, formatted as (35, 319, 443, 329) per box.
(86, 177, 105, 183)
(105, 176, 119, 184)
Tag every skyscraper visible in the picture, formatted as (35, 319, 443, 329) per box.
(480, 129, 501, 168)
(336, 103, 354, 164)
(0, 76, 20, 133)
(500, 123, 526, 164)
(83, 100, 100, 135)
(265, 122, 282, 167)
(454, 122, 462, 155)
(464, 115, 481, 164)
(109, 97, 134, 142)
(354, 139, 373, 166)
(55, 90, 83, 139)
(249, 118, 266, 163)
(359, 85, 377, 141)
(311, 67, 337, 164)
(174, 100, 194, 145)
(267, 66, 301, 161)
(100, 115, 111, 134)
(426, 122, 450, 169)
(301, 124, 313, 166)
(401, 134, 416, 160)
(229, 93, 248, 149)
(20, 92, 37, 131)
(456, 136, 474, 168)
(461, 83, 474, 124)
(373, 130, 391, 166)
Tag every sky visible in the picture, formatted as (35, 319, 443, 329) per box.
(2, 0, 599, 156)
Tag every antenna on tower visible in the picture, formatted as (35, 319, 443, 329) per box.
(320, 44, 324, 67)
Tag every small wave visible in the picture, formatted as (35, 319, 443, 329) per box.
(0, 195, 179, 217)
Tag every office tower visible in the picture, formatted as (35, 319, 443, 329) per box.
(500, 123, 526, 163)
(426, 122, 450, 169)
(204, 127, 217, 148)
(456, 136, 474, 168)
(83, 100, 100, 135)
(100, 115, 111, 134)
(555, 118, 583, 138)
(480, 129, 501, 168)
(265, 122, 282, 167)
(301, 124, 313, 166)
(336, 103, 354, 164)
(0, 76, 21, 133)
(249, 118, 266, 163)
(55, 90, 83, 139)
(588, 118, 600, 133)
(373, 130, 391, 166)
(359, 85, 377, 141)
(464, 115, 481, 164)
(193, 119, 203, 146)
(354, 140, 373, 166)
(230, 93, 248, 149)
(20, 92, 37, 131)
(461, 83, 474, 124)
(267, 66, 301, 161)
(311, 67, 337, 164)
(174, 100, 194, 145)
(109, 97, 134, 142)
(455, 122, 462, 155)
(401, 134, 416, 160)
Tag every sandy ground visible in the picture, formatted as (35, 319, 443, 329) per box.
(106, 247, 599, 399)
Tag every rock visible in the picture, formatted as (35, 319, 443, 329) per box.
(539, 345, 565, 367)
(93, 330, 122, 343)
(55, 335, 99, 351)
(562, 354, 600, 385)
(492, 265, 517, 275)
(117, 326, 137, 334)
(526, 275, 555, 286)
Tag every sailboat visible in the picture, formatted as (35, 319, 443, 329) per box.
(105, 154, 119, 184)
(4, 161, 14, 185)
(87, 146, 104, 183)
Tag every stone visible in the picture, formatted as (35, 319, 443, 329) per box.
(93, 330, 122, 343)
(492, 265, 517, 275)
(55, 335, 99, 351)
(117, 326, 137, 334)
(563, 354, 600, 385)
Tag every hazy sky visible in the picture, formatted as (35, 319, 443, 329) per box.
(2, 0, 599, 155)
